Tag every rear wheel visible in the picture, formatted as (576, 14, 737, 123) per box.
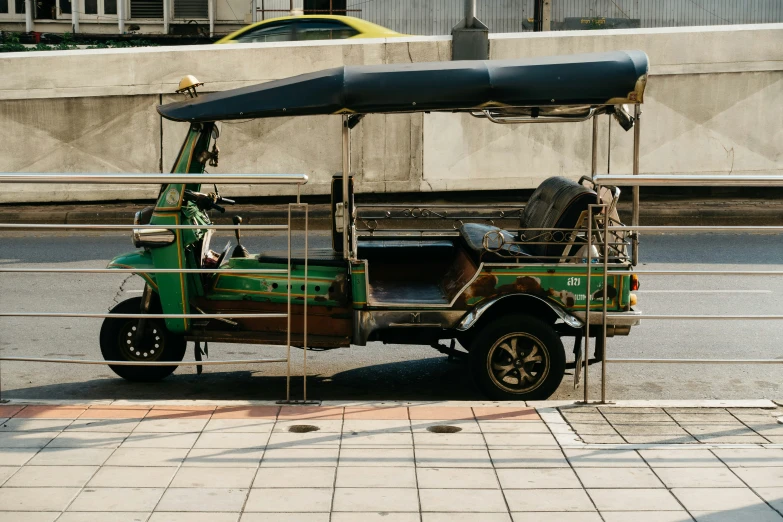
(100, 296, 186, 382)
(470, 315, 565, 400)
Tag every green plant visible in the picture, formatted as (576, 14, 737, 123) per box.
(0, 32, 27, 53)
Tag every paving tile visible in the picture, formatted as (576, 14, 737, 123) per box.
(134, 418, 209, 433)
(560, 413, 605, 423)
(29, 447, 113, 466)
(761, 435, 783, 443)
(611, 423, 689, 436)
(693, 434, 770, 444)
(497, 467, 580, 489)
(336, 514, 421, 522)
(567, 422, 618, 435)
(419, 487, 507, 512)
(0, 431, 60, 448)
(0, 487, 80, 510)
(580, 434, 629, 444)
(408, 407, 474, 420)
(0, 448, 38, 466)
(56, 513, 149, 522)
(0, 419, 72, 432)
(212, 406, 279, 419)
(601, 512, 693, 522)
(156, 487, 248, 512)
(712, 448, 783, 467)
(416, 448, 492, 468)
(478, 421, 551, 433)
(274, 420, 343, 433)
(240, 514, 330, 522)
(418, 467, 500, 489)
(754, 487, 783, 513)
(654, 466, 745, 488)
(342, 407, 408, 420)
(681, 422, 751, 435)
(411, 419, 482, 433)
(343, 420, 411, 433)
(149, 514, 240, 522)
(0, 513, 60, 522)
(733, 467, 783, 487)
(106, 447, 189, 467)
(267, 431, 341, 448)
(49, 431, 128, 448)
(194, 432, 269, 449)
(78, 408, 149, 420)
(12, 406, 87, 419)
(512, 514, 602, 522)
(278, 407, 343, 420)
(333, 487, 419, 512)
(505, 488, 594, 511)
(260, 448, 337, 467)
(66, 419, 141, 432)
(145, 407, 214, 419)
(337, 466, 416, 488)
(185, 448, 265, 467)
(484, 433, 558, 447)
(639, 449, 725, 468)
(575, 467, 663, 489)
(342, 432, 413, 447)
(603, 413, 674, 423)
(622, 435, 698, 444)
(5, 464, 97, 487)
(588, 488, 682, 511)
(339, 448, 414, 467)
(203, 419, 275, 433)
(253, 466, 335, 488)
(171, 465, 257, 488)
(0, 405, 25, 418)
(473, 407, 539, 421)
(748, 425, 783, 436)
(426, 515, 511, 522)
(565, 449, 645, 467)
(669, 412, 739, 423)
(690, 507, 783, 522)
(0, 465, 18, 485)
(413, 432, 485, 447)
(87, 466, 177, 487)
(119, 432, 198, 449)
(68, 487, 164, 511)
(244, 487, 333, 512)
(672, 487, 769, 511)
(598, 407, 664, 414)
(490, 449, 569, 468)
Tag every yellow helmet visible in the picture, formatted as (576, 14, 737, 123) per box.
(176, 75, 204, 97)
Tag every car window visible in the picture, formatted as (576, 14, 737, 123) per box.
(294, 19, 359, 41)
(233, 21, 294, 43)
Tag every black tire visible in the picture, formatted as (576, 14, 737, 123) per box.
(100, 296, 186, 382)
(470, 314, 566, 400)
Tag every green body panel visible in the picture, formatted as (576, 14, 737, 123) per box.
(350, 261, 367, 309)
(209, 258, 347, 306)
(107, 250, 158, 292)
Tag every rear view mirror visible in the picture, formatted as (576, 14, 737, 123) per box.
(612, 104, 635, 131)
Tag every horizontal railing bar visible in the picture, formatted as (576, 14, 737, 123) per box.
(0, 268, 290, 274)
(606, 358, 783, 364)
(606, 314, 783, 320)
(595, 174, 783, 187)
(358, 204, 526, 209)
(0, 313, 287, 319)
(608, 225, 783, 232)
(0, 224, 288, 231)
(0, 357, 287, 366)
(0, 173, 309, 185)
(631, 270, 783, 276)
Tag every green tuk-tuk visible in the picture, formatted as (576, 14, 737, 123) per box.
(102, 50, 647, 400)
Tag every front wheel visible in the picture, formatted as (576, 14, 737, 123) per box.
(470, 315, 566, 400)
(100, 296, 186, 382)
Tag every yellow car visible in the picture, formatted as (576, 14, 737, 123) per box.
(215, 15, 404, 44)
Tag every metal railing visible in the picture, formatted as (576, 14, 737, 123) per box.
(0, 172, 312, 403)
(586, 173, 783, 403)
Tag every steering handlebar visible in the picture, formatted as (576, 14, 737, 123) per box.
(183, 189, 235, 213)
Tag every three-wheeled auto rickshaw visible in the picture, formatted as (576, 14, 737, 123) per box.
(102, 50, 647, 400)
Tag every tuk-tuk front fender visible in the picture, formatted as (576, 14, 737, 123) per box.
(107, 250, 159, 292)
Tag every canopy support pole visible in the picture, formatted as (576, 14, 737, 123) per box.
(24, 0, 33, 32)
(452, 0, 488, 60)
(632, 103, 641, 266)
(163, 0, 170, 34)
(72, 0, 80, 33)
(118, 0, 125, 34)
(342, 115, 350, 260)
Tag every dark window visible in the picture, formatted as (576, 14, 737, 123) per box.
(295, 19, 358, 41)
(130, 0, 162, 18)
(174, 0, 207, 19)
(60, 0, 71, 14)
(0, 0, 8, 13)
(233, 20, 294, 43)
(303, 0, 346, 15)
(103, 0, 116, 14)
(14, 0, 23, 13)
(84, 0, 97, 14)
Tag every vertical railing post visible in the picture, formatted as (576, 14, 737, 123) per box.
(584, 207, 593, 403)
(601, 203, 610, 403)
(303, 203, 309, 402)
(632, 103, 641, 266)
(286, 204, 292, 402)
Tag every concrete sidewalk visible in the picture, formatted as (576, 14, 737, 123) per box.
(0, 400, 782, 521)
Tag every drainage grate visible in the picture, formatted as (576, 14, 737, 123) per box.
(288, 424, 320, 433)
(426, 425, 462, 433)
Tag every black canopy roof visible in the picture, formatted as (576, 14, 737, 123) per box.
(158, 50, 648, 123)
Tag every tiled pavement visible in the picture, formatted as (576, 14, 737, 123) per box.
(0, 401, 782, 521)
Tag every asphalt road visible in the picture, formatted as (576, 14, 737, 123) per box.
(1, 230, 781, 402)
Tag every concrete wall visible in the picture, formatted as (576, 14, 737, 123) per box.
(0, 24, 782, 203)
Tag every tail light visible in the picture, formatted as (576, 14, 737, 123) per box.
(630, 274, 640, 291)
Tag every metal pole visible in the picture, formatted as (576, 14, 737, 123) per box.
(342, 116, 350, 260)
(118, 0, 126, 35)
(72, 0, 80, 33)
(286, 204, 292, 402)
(601, 203, 609, 403)
(541, 0, 551, 31)
(591, 116, 598, 177)
(303, 203, 309, 401)
(464, 0, 476, 27)
(24, 0, 33, 32)
(163, 0, 170, 34)
(583, 206, 592, 403)
(632, 104, 640, 266)
(208, 0, 215, 37)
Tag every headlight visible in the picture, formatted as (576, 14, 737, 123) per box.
(133, 228, 176, 248)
